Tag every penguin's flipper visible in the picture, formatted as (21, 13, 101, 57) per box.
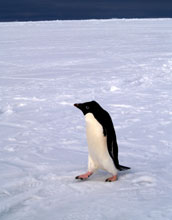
(106, 133, 120, 169)
(106, 131, 130, 171)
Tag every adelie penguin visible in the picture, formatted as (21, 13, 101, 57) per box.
(74, 101, 130, 182)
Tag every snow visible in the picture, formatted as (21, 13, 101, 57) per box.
(0, 18, 172, 220)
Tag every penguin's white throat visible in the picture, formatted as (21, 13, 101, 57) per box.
(85, 113, 95, 123)
(84, 113, 103, 135)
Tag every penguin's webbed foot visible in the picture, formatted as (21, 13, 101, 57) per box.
(105, 175, 117, 182)
(75, 171, 93, 180)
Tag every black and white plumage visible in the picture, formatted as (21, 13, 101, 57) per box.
(74, 101, 130, 181)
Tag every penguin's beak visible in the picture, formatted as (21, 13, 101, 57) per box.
(74, 103, 78, 107)
(74, 103, 83, 110)
(74, 103, 80, 108)
(74, 103, 85, 114)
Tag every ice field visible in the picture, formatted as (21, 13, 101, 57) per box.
(0, 19, 172, 219)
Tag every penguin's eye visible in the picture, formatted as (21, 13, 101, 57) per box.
(86, 106, 90, 110)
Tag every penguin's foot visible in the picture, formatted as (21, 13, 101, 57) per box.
(75, 171, 93, 180)
(105, 175, 117, 182)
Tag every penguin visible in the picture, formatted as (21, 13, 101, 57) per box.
(74, 101, 130, 182)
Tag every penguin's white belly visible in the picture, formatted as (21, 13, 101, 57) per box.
(85, 113, 117, 175)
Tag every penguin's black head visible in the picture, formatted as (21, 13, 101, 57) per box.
(74, 101, 101, 115)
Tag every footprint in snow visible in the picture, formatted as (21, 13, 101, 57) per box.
(132, 176, 156, 187)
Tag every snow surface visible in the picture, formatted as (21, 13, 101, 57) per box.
(0, 19, 172, 220)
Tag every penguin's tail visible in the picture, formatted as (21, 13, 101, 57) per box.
(118, 165, 130, 171)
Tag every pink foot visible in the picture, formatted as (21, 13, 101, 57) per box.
(105, 175, 117, 182)
(75, 171, 93, 180)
